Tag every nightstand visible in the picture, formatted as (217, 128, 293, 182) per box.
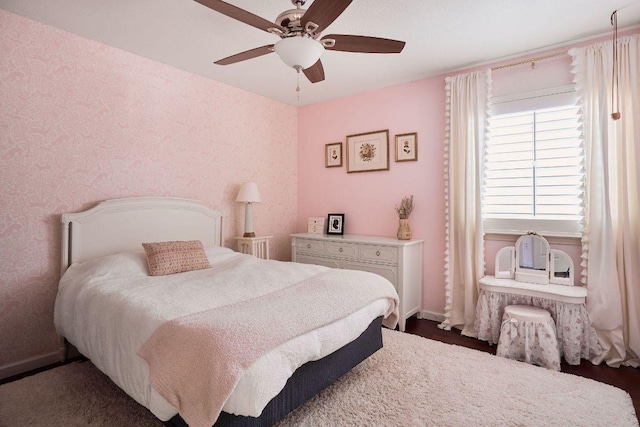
(234, 236, 273, 260)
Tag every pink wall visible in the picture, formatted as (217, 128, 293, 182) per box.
(298, 79, 447, 315)
(0, 11, 298, 371)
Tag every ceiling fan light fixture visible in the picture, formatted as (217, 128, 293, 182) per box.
(274, 36, 324, 70)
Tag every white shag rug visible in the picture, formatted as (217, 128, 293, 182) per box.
(0, 329, 637, 427)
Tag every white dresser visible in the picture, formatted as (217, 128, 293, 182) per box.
(291, 233, 424, 331)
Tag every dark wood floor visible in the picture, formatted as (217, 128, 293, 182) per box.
(404, 316, 640, 419)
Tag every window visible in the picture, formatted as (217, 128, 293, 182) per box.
(483, 87, 584, 236)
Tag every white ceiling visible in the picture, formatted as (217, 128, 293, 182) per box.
(2, 0, 639, 106)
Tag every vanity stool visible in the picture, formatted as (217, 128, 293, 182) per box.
(496, 305, 561, 371)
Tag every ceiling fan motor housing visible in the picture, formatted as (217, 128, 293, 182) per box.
(275, 8, 307, 34)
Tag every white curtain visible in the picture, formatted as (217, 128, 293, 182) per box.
(439, 70, 491, 336)
(569, 34, 640, 367)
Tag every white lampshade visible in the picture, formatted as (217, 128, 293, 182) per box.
(236, 182, 262, 203)
(274, 36, 324, 70)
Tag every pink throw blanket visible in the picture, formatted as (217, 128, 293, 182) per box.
(138, 268, 398, 427)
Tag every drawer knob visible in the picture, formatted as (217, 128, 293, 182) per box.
(307, 244, 311, 249)
(376, 251, 381, 256)
(339, 247, 343, 253)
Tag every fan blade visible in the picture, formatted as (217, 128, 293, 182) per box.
(301, 0, 353, 34)
(194, 0, 284, 33)
(214, 45, 274, 65)
(322, 34, 406, 53)
(303, 60, 325, 83)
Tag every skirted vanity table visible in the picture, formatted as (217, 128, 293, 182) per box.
(474, 233, 600, 365)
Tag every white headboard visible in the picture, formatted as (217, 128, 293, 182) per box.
(61, 197, 224, 274)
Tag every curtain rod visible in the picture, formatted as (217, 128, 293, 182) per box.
(492, 50, 569, 71)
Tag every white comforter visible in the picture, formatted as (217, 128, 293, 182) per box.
(54, 246, 397, 421)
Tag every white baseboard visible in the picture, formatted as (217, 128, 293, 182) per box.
(418, 310, 445, 323)
(0, 351, 63, 381)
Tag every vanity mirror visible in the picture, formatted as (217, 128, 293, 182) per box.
(495, 246, 515, 279)
(550, 249, 574, 286)
(493, 232, 574, 286)
(515, 233, 550, 284)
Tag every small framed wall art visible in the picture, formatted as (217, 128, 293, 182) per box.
(326, 213, 345, 235)
(325, 142, 342, 168)
(395, 132, 418, 162)
(346, 129, 389, 173)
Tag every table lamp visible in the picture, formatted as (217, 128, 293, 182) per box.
(236, 182, 262, 237)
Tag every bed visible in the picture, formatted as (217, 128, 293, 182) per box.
(54, 197, 399, 427)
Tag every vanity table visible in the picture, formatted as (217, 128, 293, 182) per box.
(474, 233, 600, 365)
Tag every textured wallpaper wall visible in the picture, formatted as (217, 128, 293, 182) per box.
(0, 11, 298, 369)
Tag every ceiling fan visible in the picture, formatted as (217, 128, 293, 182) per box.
(194, 0, 406, 84)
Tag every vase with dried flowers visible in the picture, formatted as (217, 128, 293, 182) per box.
(395, 195, 414, 240)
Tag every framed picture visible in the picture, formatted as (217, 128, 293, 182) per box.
(395, 132, 418, 162)
(325, 142, 342, 168)
(326, 213, 345, 235)
(346, 129, 389, 173)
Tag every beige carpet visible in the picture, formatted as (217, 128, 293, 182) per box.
(0, 329, 637, 427)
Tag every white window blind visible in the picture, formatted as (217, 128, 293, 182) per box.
(483, 87, 584, 236)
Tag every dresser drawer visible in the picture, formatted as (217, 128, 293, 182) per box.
(296, 255, 341, 269)
(307, 225, 324, 234)
(360, 245, 398, 264)
(295, 238, 324, 254)
(343, 261, 398, 289)
(324, 241, 358, 259)
(308, 217, 326, 226)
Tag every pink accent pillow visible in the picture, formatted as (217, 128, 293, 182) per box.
(142, 240, 211, 276)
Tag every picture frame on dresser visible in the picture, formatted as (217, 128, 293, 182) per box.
(326, 213, 345, 235)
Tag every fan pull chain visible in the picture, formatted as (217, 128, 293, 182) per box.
(611, 10, 621, 120)
(296, 68, 301, 102)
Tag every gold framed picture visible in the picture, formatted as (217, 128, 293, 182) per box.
(395, 132, 418, 162)
(346, 129, 389, 173)
(325, 142, 342, 168)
